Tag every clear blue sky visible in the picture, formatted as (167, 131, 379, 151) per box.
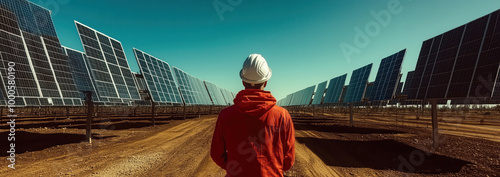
(47, 0, 500, 100)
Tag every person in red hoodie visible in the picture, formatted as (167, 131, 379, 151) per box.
(211, 54, 295, 177)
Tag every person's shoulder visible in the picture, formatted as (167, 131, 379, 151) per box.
(218, 105, 238, 118)
(269, 105, 291, 117)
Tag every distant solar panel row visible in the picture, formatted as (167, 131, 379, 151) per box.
(344, 64, 373, 103)
(370, 49, 405, 101)
(280, 85, 315, 106)
(134, 48, 182, 104)
(408, 10, 500, 100)
(205, 81, 235, 106)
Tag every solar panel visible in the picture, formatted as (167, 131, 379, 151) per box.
(289, 90, 300, 106)
(370, 49, 406, 101)
(301, 85, 316, 105)
(344, 64, 373, 103)
(75, 21, 140, 105)
(204, 81, 226, 105)
(173, 67, 212, 105)
(0, 0, 81, 106)
(402, 71, 415, 95)
(408, 10, 500, 100)
(133, 48, 182, 104)
(311, 81, 327, 105)
(323, 74, 347, 104)
(62, 47, 100, 102)
(364, 82, 374, 100)
(340, 85, 348, 103)
(222, 89, 235, 105)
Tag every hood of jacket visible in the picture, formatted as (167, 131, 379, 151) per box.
(233, 89, 276, 116)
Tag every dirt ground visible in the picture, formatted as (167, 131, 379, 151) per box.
(1, 112, 499, 176)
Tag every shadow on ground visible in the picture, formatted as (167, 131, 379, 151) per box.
(0, 131, 116, 156)
(296, 137, 470, 174)
(294, 123, 404, 134)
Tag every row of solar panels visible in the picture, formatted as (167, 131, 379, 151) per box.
(0, 0, 235, 106)
(278, 49, 405, 106)
(279, 9, 500, 106)
(68, 22, 236, 106)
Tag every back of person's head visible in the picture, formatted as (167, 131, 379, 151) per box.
(240, 54, 272, 90)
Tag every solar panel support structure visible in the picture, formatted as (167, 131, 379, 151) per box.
(179, 87, 187, 120)
(431, 99, 439, 149)
(349, 103, 354, 127)
(148, 90, 156, 127)
(83, 91, 93, 144)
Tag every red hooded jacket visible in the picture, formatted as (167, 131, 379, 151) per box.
(211, 89, 295, 177)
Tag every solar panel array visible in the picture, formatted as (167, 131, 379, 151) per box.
(75, 22, 141, 105)
(370, 49, 406, 101)
(204, 81, 235, 105)
(62, 46, 99, 103)
(344, 64, 373, 103)
(311, 81, 327, 105)
(174, 67, 219, 105)
(279, 85, 315, 106)
(278, 10, 500, 105)
(134, 48, 182, 104)
(323, 74, 347, 104)
(408, 10, 500, 100)
(0, 0, 81, 106)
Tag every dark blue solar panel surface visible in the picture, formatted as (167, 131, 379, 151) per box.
(402, 71, 415, 95)
(344, 64, 373, 103)
(63, 47, 100, 102)
(0, 0, 81, 106)
(370, 49, 406, 101)
(311, 81, 327, 105)
(134, 48, 182, 103)
(302, 85, 316, 105)
(408, 10, 500, 100)
(324, 74, 347, 104)
(76, 22, 140, 104)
